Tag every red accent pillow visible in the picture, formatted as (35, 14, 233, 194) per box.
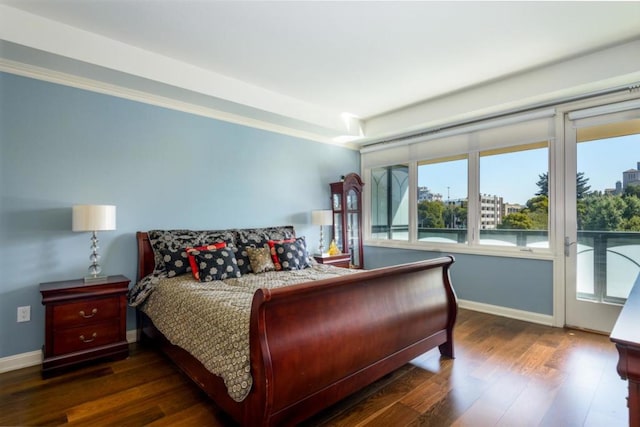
(186, 242, 227, 280)
(267, 238, 296, 271)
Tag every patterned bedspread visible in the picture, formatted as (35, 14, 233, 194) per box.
(140, 264, 358, 402)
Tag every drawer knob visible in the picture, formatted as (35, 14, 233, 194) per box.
(79, 308, 98, 318)
(79, 332, 97, 343)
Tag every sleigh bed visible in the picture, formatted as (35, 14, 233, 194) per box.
(132, 227, 457, 426)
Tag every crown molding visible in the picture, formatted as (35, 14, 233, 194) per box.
(0, 58, 359, 151)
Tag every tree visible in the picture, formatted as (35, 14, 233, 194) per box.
(526, 195, 548, 213)
(622, 216, 640, 231)
(623, 194, 640, 219)
(577, 199, 587, 230)
(499, 212, 534, 229)
(624, 184, 640, 198)
(530, 175, 640, 231)
(443, 204, 467, 228)
(535, 173, 548, 197)
(517, 195, 549, 230)
(581, 195, 626, 230)
(418, 200, 444, 228)
(535, 172, 591, 199)
(576, 172, 591, 199)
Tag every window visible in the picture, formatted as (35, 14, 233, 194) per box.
(479, 143, 549, 248)
(417, 156, 467, 244)
(363, 108, 556, 253)
(370, 165, 409, 240)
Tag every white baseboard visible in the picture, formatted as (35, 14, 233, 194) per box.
(459, 299, 554, 326)
(0, 350, 42, 374)
(0, 329, 139, 374)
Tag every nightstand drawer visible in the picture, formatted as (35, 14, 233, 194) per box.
(41, 275, 130, 376)
(52, 321, 121, 355)
(52, 297, 120, 328)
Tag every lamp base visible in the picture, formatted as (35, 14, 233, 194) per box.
(84, 275, 109, 284)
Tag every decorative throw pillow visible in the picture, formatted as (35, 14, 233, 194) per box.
(274, 237, 311, 271)
(193, 247, 241, 282)
(235, 227, 295, 248)
(186, 242, 227, 281)
(127, 272, 164, 307)
(148, 229, 235, 272)
(234, 227, 295, 274)
(267, 238, 296, 271)
(160, 248, 191, 278)
(246, 246, 276, 274)
(148, 229, 200, 272)
(232, 244, 254, 275)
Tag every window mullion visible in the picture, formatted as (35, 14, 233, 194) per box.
(468, 151, 480, 246)
(408, 162, 418, 243)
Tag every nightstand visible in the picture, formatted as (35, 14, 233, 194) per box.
(313, 253, 352, 268)
(40, 275, 130, 375)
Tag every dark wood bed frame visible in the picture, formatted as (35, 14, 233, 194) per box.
(136, 231, 457, 426)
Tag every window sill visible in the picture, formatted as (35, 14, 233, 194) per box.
(363, 239, 556, 261)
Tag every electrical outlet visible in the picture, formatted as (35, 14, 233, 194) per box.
(17, 306, 31, 323)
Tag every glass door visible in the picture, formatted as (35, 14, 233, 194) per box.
(565, 103, 640, 332)
(332, 193, 344, 251)
(347, 189, 360, 268)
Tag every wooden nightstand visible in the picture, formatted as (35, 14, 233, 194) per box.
(40, 275, 130, 375)
(313, 253, 352, 268)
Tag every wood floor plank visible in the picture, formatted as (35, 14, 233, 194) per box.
(400, 369, 452, 414)
(496, 378, 561, 427)
(66, 404, 166, 427)
(362, 402, 420, 426)
(65, 373, 186, 422)
(146, 402, 229, 427)
(319, 366, 429, 427)
(0, 309, 629, 427)
(0, 358, 179, 426)
(412, 372, 489, 426)
(450, 371, 529, 427)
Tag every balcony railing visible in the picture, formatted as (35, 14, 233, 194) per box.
(576, 231, 640, 304)
(371, 225, 640, 302)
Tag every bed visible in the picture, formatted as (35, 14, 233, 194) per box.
(132, 227, 457, 426)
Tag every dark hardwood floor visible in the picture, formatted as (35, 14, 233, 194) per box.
(0, 309, 628, 426)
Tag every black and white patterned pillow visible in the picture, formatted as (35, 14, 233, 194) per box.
(275, 237, 311, 271)
(159, 248, 191, 277)
(234, 226, 295, 274)
(148, 229, 235, 272)
(193, 247, 241, 282)
(232, 244, 253, 275)
(127, 271, 165, 307)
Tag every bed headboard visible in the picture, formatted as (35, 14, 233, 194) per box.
(136, 231, 154, 281)
(136, 226, 297, 282)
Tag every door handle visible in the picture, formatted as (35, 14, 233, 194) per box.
(564, 236, 576, 257)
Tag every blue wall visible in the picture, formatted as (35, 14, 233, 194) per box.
(365, 246, 553, 315)
(0, 72, 360, 358)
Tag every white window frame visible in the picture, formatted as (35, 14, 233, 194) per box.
(362, 108, 556, 260)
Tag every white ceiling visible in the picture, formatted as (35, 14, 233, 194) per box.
(1, 1, 640, 145)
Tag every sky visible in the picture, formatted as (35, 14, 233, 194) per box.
(418, 134, 640, 205)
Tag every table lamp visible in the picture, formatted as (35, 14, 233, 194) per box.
(311, 209, 333, 255)
(72, 204, 116, 283)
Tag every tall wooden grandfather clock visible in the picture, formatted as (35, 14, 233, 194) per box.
(330, 173, 364, 269)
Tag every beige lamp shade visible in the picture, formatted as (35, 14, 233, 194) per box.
(72, 205, 116, 232)
(311, 209, 333, 226)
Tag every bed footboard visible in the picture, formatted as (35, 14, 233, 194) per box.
(246, 256, 456, 426)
